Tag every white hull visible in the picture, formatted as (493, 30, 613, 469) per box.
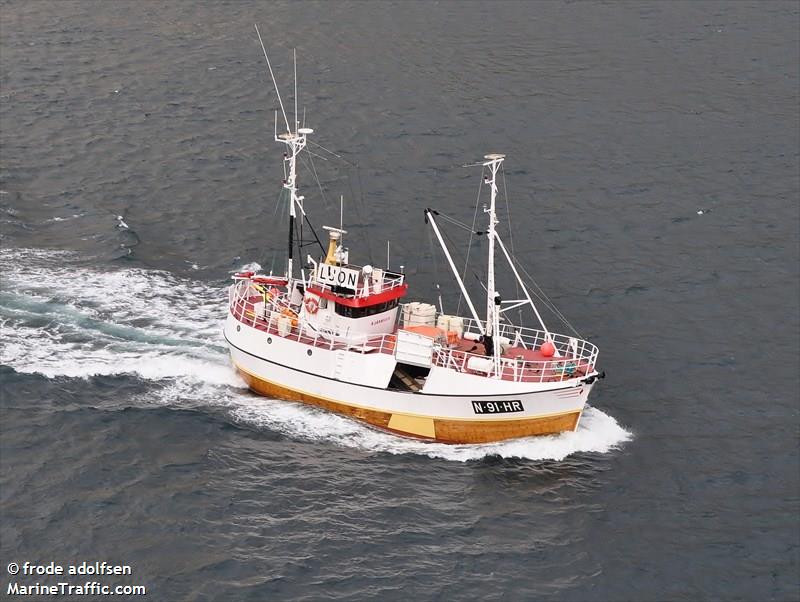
(224, 314, 593, 443)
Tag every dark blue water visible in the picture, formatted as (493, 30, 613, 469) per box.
(1, 2, 798, 600)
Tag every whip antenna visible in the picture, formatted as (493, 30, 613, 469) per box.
(254, 23, 292, 133)
(293, 48, 299, 134)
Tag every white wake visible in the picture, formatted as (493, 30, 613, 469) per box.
(0, 248, 631, 461)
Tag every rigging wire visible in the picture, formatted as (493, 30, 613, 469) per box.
(308, 139, 359, 167)
(265, 188, 289, 271)
(439, 220, 487, 303)
(304, 148, 330, 163)
(306, 136, 373, 263)
(501, 164, 523, 324)
(303, 134, 374, 265)
(436, 212, 481, 233)
(272, 187, 286, 218)
(511, 256, 583, 337)
(298, 203, 326, 256)
(429, 181, 583, 337)
(359, 170, 374, 264)
(276, 151, 327, 257)
(457, 166, 485, 315)
(348, 165, 374, 265)
(426, 226, 444, 313)
(299, 151, 332, 211)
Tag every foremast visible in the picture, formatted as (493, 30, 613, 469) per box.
(276, 127, 312, 280)
(483, 154, 505, 376)
(254, 24, 314, 283)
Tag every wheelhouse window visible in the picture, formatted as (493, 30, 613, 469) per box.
(334, 299, 398, 319)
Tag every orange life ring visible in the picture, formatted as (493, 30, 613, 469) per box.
(304, 296, 319, 314)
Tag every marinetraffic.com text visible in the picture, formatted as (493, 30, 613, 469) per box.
(5, 561, 146, 597)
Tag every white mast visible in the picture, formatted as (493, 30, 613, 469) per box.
(427, 152, 561, 363)
(276, 128, 313, 279)
(483, 154, 504, 374)
(254, 25, 314, 280)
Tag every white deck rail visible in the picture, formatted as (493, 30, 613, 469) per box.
(229, 282, 598, 384)
(398, 303, 599, 383)
(308, 269, 405, 298)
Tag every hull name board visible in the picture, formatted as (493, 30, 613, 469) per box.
(316, 264, 359, 290)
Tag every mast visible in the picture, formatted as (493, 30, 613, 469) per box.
(483, 154, 504, 374)
(254, 25, 314, 281)
(428, 151, 561, 364)
(277, 128, 312, 279)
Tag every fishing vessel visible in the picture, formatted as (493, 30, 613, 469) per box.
(224, 32, 604, 444)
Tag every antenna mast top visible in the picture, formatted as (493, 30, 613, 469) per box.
(255, 24, 314, 280)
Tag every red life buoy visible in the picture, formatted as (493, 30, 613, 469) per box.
(304, 296, 319, 314)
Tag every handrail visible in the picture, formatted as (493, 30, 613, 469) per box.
(430, 344, 597, 383)
(398, 302, 592, 356)
(308, 271, 405, 299)
(397, 302, 598, 382)
(228, 282, 598, 384)
(229, 280, 399, 356)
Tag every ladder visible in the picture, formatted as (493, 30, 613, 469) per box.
(333, 351, 346, 380)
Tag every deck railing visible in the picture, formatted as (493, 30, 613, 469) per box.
(398, 303, 599, 383)
(229, 282, 598, 384)
(430, 345, 597, 383)
(229, 280, 398, 356)
(308, 269, 405, 299)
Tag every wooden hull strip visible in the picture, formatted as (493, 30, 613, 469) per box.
(235, 366, 581, 444)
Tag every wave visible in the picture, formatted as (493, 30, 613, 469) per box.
(0, 248, 631, 461)
(0, 247, 233, 386)
(228, 398, 631, 462)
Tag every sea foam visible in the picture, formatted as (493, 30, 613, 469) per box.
(0, 248, 631, 461)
